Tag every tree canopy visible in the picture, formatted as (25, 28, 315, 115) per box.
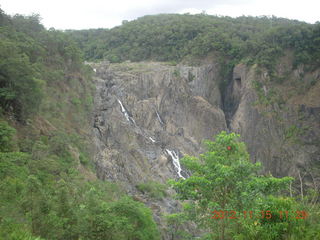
(169, 132, 319, 240)
(0, 10, 84, 120)
(68, 14, 320, 71)
(0, 8, 160, 240)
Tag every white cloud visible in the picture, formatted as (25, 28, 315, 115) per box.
(0, 0, 319, 30)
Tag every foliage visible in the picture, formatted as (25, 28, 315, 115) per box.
(165, 211, 193, 240)
(0, 120, 16, 152)
(0, 141, 160, 239)
(82, 197, 160, 240)
(0, 40, 42, 120)
(0, 10, 85, 121)
(68, 14, 320, 72)
(136, 181, 168, 200)
(169, 132, 306, 240)
(1, 7, 319, 240)
(0, 8, 160, 240)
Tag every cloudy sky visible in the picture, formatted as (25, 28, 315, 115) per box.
(1, 0, 319, 30)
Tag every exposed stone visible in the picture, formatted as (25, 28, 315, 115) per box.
(90, 60, 320, 239)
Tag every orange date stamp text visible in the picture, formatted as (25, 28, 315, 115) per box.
(211, 210, 308, 220)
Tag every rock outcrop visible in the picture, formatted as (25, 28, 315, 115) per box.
(226, 62, 320, 186)
(92, 61, 226, 187)
(90, 59, 319, 238)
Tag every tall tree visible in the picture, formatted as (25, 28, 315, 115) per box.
(169, 132, 297, 239)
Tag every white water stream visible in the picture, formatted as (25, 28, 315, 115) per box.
(156, 110, 164, 125)
(117, 99, 136, 124)
(117, 98, 185, 179)
(166, 149, 185, 179)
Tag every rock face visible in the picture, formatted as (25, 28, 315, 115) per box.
(225, 62, 320, 183)
(90, 59, 319, 238)
(92, 61, 226, 187)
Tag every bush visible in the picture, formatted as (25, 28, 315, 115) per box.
(0, 41, 42, 120)
(169, 132, 296, 240)
(0, 120, 16, 152)
(136, 181, 167, 200)
(0, 220, 44, 240)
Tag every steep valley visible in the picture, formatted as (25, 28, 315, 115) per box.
(1, 9, 320, 239)
(90, 59, 320, 237)
(91, 59, 320, 185)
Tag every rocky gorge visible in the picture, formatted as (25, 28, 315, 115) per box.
(90, 58, 320, 236)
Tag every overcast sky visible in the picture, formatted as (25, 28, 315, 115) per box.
(1, 0, 319, 30)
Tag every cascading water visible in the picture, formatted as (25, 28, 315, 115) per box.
(156, 110, 164, 125)
(117, 99, 158, 144)
(117, 98, 186, 180)
(117, 99, 136, 124)
(166, 149, 185, 179)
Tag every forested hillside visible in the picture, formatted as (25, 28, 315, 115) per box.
(1, 8, 320, 240)
(68, 14, 320, 68)
(69, 13, 320, 240)
(0, 8, 159, 240)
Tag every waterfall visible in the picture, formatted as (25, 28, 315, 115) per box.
(166, 149, 185, 179)
(117, 99, 136, 124)
(117, 99, 185, 179)
(156, 110, 164, 125)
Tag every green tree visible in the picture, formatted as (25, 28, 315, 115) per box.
(136, 181, 168, 200)
(0, 121, 16, 152)
(169, 132, 296, 240)
(0, 40, 42, 120)
(165, 212, 193, 240)
(80, 196, 160, 240)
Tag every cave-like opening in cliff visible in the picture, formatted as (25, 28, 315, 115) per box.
(222, 75, 242, 130)
(235, 77, 241, 87)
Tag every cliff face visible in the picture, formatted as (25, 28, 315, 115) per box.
(226, 62, 320, 185)
(90, 58, 319, 223)
(92, 61, 226, 186)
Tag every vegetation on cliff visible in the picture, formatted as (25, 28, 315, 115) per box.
(0, 8, 160, 240)
(1, 7, 319, 240)
(169, 132, 320, 239)
(68, 14, 320, 101)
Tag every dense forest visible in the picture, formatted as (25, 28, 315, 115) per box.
(67, 14, 320, 70)
(67, 14, 320, 98)
(0, 8, 160, 240)
(0, 7, 320, 240)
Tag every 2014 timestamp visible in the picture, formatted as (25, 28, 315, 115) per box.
(211, 210, 308, 220)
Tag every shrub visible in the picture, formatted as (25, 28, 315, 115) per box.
(136, 181, 168, 200)
(0, 120, 16, 152)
